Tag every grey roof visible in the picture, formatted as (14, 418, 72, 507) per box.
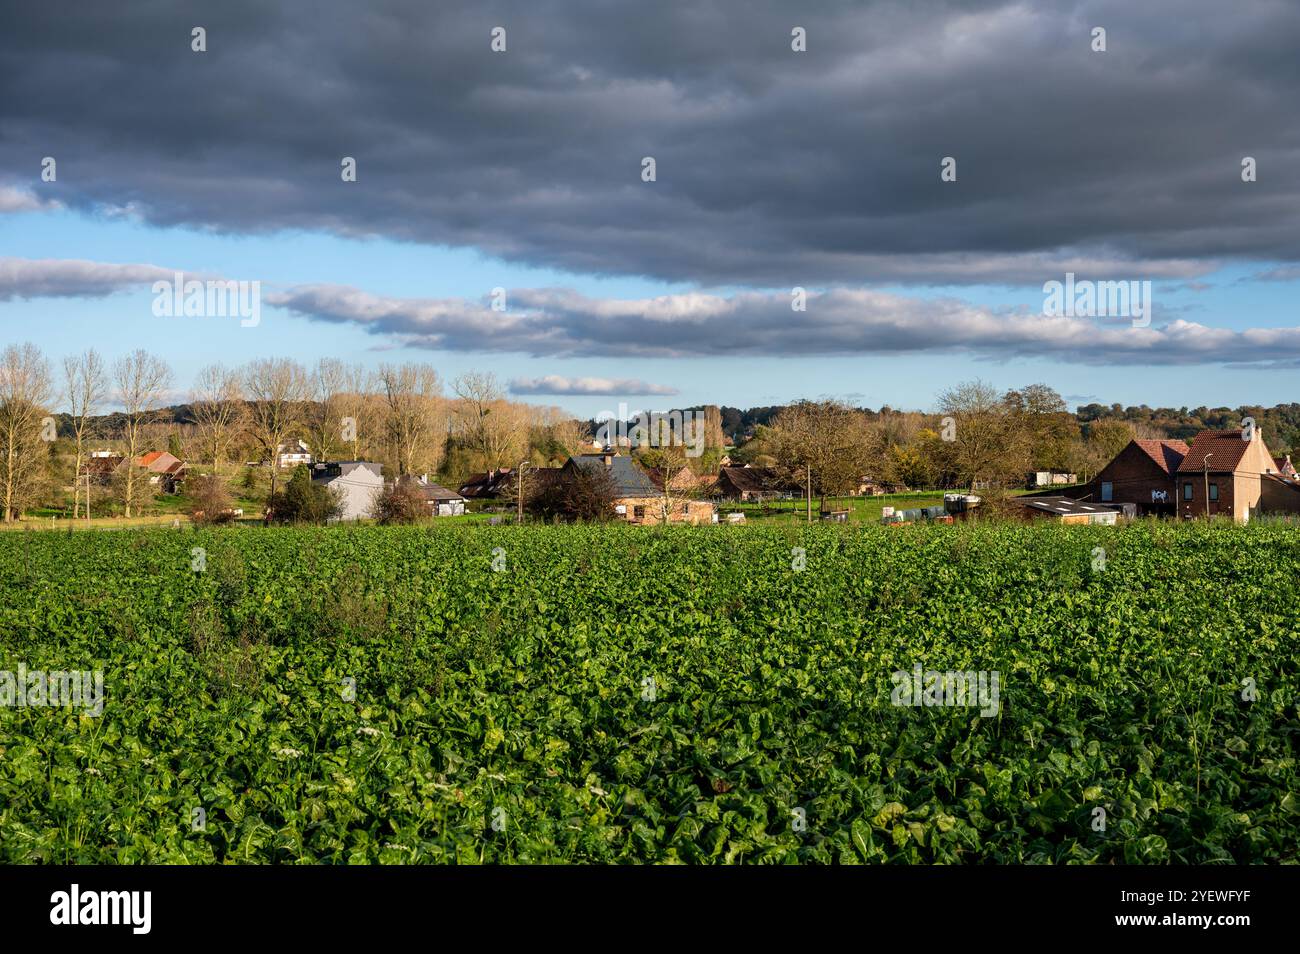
(396, 475, 465, 501)
(312, 460, 383, 482)
(1017, 496, 1117, 516)
(567, 455, 659, 497)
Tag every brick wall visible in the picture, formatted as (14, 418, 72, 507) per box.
(1077, 443, 1176, 514)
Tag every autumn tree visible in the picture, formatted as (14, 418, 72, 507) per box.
(934, 380, 1029, 490)
(113, 350, 172, 518)
(191, 363, 245, 475)
(766, 399, 878, 516)
(0, 343, 53, 521)
(244, 358, 309, 499)
(452, 371, 527, 471)
(379, 362, 445, 476)
(61, 349, 108, 518)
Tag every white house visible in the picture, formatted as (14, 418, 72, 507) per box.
(311, 461, 383, 521)
(277, 440, 313, 469)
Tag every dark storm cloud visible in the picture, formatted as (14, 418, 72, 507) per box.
(2, 0, 1298, 286)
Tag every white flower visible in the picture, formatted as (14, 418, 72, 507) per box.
(357, 726, 380, 738)
(276, 747, 304, 759)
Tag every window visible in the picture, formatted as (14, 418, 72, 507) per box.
(1184, 482, 1193, 500)
(1209, 483, 1219, 502)
(1100, 481, 1113, 502)
(633, 505, 645, 519)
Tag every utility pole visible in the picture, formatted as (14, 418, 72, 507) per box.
(517, 460, 528, 524)
(1203, 452, 1213, 520)
(806, 463, 812, 524)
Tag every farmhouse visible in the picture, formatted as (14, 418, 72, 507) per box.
(276, 440, 312, 468)
(1052, 438, 1189, 516)
(458, 467, 514, 499)
(136, 451, 188, 494)
(1174, 428, 1295, 522)
(563, 454, 716, 525)
(713, 465, 786, 501)
(395, 474, 467, 516)
(311, 461, 383, 521)
(645, 464, 701, 494)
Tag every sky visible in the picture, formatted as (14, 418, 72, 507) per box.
(3, 0, 1300, 417)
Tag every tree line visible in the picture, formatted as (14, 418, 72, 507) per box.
(0, 343, 593, 521)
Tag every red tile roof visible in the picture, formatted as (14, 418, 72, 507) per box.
(137, 451, 166, 467)
(1176, 430, 1257, 474)
(1132, 439, 1189, 474)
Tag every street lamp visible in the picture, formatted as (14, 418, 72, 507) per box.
(1202, 452, 1214, 520)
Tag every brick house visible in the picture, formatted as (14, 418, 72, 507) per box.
(1174, 429, 1286, 522)
(1057, 438, 1188, 515)
(136, 451, 188, 494)
(565, 454, 715, 525)
(458, 467, 514, 499)
(713, 465, 787, 501)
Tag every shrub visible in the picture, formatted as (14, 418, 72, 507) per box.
(530, 465, 616, 522)
(188, 474, 235, 525)
(266, 465, 343, 524)
(373, 480, 429, 525)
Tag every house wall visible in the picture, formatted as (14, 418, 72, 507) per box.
(1261, 478, 1300, 514)
(1081, 444, 1175, 513)
(326, 467, 384, 521)
(613, 496, 716, 525)
(1178, 437, 1274, 522)
(1177, 472, 1259, 522)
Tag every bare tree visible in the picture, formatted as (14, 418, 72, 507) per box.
(766, 399, 878, 516)
(0, 343, 53, 522)
(190, 363, 245, 476)
(305, 358, 347, 465)
(452, 371, 526, 471)
(639, 444, 697, 523)
(113, 349, 173, 518)
(244, 358, 309, 499)
(62, 349, 108, 518)
(936, 380, 1029, 490)
(379, 362, 445, 476)
(330, 362, 377, 462)
(539, 410, 590, 463)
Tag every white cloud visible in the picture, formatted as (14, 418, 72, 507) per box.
(0, 186, 61, 215)
(509, 375, 678, 396)
(268, 282, 1300, 367)
(0, 257, 176, 300)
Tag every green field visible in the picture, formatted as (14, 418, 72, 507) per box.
(0, 522, 1296, 863)
(721, 491, 945, 523)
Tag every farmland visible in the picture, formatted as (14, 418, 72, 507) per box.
(0, 522, 1296, 863)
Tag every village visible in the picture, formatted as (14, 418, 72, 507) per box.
(52, 418, 1300, 530)
(7, 348, 1300, 529)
